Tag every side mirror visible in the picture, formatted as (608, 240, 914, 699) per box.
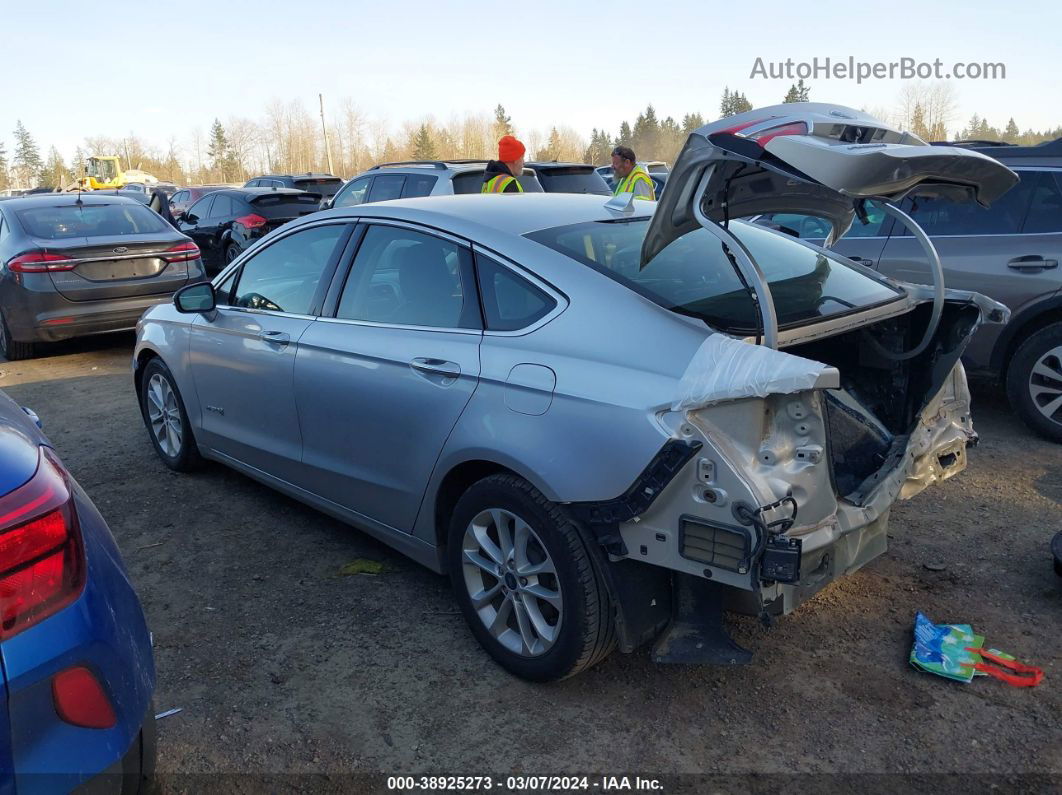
(174, 282, 216, 314)
(184, 213, 198, 225)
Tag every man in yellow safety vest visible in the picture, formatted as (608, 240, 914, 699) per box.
(482, 135, 526, 193)
(610, 146, 655, 200)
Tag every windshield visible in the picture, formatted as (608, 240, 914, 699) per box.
(526, 218, 903, 332)
(18, 203, 169, 239)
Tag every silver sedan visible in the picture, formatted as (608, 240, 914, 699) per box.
(133, 105, 1013, 680)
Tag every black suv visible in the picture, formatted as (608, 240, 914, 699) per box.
(178, 187, 322, 271)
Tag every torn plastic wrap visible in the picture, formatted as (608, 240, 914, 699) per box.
(672, 334, 832, 411)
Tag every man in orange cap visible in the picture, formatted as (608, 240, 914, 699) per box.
(482, 135, 526, 193)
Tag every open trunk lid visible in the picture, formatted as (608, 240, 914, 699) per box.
(643, 102, 1019, 263)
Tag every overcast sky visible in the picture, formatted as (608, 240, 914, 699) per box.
(3, 0, 1058, 158)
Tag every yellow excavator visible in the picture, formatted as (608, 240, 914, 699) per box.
(75, 156, 158, 191)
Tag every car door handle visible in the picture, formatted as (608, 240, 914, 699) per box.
(259, 330, 290, 346)
(1007, 256, 1058, 273)
(850, 257, 875, 267)
(410, 358, 461, 378)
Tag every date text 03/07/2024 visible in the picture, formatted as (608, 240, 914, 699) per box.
(385, 775, 665, 791)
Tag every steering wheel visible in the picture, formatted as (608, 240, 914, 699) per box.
(240, 293, 282, 313)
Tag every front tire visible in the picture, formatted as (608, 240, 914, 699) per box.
(139, 358, 202, 471)
(447, 474, 615, 681)
(1007, 322, 1062, 443)
(225, 243, 242, 264)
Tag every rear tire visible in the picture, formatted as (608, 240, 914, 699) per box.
(1006, 322, 1062, 443)
(225, 243, 242, 263)
(447, 474, 615, 681)
(0, 310, 36, 360)
(139, 358, 202, 472)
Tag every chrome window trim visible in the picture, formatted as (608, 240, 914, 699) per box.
(216, 306, 317, 322)
(315, 315, 482, 336)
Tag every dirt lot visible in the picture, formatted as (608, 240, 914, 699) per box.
(1, 334, 1059, 792)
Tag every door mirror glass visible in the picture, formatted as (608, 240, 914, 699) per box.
(174, 282, 216, 313)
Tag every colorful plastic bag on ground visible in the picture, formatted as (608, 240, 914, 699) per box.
(910, 612, 1044, 687)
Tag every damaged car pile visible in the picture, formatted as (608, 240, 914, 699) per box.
(130, 103, 1019, 681)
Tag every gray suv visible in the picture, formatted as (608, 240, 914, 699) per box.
(325, 160, 543, 210)
(755, 138, 1062, 441)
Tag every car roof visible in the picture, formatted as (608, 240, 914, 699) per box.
(367, 160, 492, 174)
(525, 162, 598, 170)
(933, 137, 1062, 163)
(321, 192, 654, 237)
(0, 193, 144, 210)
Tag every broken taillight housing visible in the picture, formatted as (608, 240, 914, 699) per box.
(0, 448, 85, 640)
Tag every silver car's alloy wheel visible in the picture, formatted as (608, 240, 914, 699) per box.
(1029, 345, 1062, 423)
(146, 373, 183, 457)
(461, 508, 563, 657)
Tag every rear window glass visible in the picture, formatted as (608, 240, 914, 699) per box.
(17, 203, 169, 240)
(250, 193, 322, 218)
(526, 218, 902, 333)
(451, 172, 543, 194)
(295, 178, 343, 198)
(535, 168, 611, 196)
(368, 175, 405, 202)
(402, 174, 438, 198)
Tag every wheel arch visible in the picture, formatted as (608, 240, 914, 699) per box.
(991, 291, 1062, 379)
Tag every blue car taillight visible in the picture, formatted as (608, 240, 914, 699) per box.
(0, 447, 85, 641)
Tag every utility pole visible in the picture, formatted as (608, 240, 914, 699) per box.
(319, 93, 336, 175)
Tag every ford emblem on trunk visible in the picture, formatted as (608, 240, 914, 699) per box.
(113, 246, 128, 254)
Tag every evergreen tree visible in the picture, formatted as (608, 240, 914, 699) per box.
(72, 146, 86, 181)
(1003, 118, 1020, 143)
(12, 121, 43, 187)
(207, 119, 233, 180)
(732, 92, 753, 114)
(0, 139, 7, 190)
(411, 124, 437, 160)
(720, 88, 752, 117)
(538, 127, 562, 161)
(584, 128, 613, 165)
(783, 78, 810, 103)
(380, 137, 401, 163)
(632, 104, 661, 160)
(493, 104, 513, 140)
(42, 147, 67, 189)
(681, 113, 704, 135)
(616, 121, 632, 147)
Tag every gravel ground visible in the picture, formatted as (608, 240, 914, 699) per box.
(1, 334, 1059, 793)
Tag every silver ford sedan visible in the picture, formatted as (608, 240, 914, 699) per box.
(133, 105, 1016, 680)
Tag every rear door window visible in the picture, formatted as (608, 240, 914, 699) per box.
(187, 195, 213, 221)
(402, 175, 438, 198)
(367, 175, 405, 203)
(475, 254, 556, 331)
(16, 202, 169, 239)
(336, 224, 479, 329)
(333, 177, 371, 208)
(209, 195, 235, 219)
(232, 224, 347, 315)
(898, 180, 1035, 236)
(1022, 171, 1062, 233)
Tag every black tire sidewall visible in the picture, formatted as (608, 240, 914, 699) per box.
(0, 308, 33, 360)
(1007, 323, 1062, 443)
(447, 477, 601, 682)
(140, 359, 200, 471)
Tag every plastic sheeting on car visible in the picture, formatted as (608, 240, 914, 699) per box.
(671, 333, 829, 411)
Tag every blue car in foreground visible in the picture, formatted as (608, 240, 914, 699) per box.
(0, 389, 155, 793)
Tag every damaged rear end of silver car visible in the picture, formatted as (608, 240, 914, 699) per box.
(602, 104, 1018, 663)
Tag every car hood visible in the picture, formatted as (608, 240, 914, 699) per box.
(642, 102, 1019, 264)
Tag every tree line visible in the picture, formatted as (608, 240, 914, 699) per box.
(2, 82, 1060, 190)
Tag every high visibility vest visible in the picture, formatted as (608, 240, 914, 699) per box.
(613, 165, 655, 200)
(482, 174, 522, 193)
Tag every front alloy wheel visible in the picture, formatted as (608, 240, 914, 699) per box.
(146, 373, 182, 457)
(139, 358, 202, 472)
(461, 508, 563, 657)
